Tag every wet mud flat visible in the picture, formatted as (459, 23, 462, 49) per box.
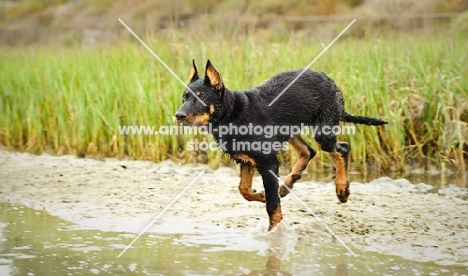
(0, 149, 467, 268)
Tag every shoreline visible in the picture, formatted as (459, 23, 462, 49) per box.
(1, 149, 467, 266)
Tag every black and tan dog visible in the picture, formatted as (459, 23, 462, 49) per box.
(175, 60, 387, 230)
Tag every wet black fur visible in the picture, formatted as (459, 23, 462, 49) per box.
(176, 60, 387, 221)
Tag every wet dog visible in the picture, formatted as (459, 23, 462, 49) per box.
(175, 60, 387, 230)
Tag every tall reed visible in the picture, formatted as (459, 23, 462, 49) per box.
(0, 31, 466, 174)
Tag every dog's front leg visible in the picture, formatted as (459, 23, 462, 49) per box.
(257, 157, 282, 231)
(238, 162, 266, 202)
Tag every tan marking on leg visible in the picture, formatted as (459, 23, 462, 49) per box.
(268, 205, 282, 231)
(288, 135, 311, 177)
(280, 135, 312, 197)
(238, 163, 265, 202)
(233, 154, 256, 166)
(335, 152, 350, 203)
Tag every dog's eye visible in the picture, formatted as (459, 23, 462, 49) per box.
(182, 93, 188, 102)
(198, 94, 205, 100)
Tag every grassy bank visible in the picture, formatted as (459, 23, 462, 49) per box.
(0, 30, 467, 174)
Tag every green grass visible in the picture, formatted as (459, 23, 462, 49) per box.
(0, 30, 467, 174)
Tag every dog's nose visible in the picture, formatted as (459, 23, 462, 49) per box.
(175, 111, 187, 120)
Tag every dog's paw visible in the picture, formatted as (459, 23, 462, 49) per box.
(251, 190, 266, 203)
(336, 186, 350, 203)
(257, 191, 266, 203)
(279, 184, 291, 198)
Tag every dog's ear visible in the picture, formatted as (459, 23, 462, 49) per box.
(189, 59, 199, 83)
(204, 60, 223, 91)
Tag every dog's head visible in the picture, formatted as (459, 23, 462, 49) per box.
(175, 60, 224, 126)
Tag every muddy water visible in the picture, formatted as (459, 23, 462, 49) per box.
(1, 203, 467, 275)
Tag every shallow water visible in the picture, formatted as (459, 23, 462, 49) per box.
(1, 203, 467, 275)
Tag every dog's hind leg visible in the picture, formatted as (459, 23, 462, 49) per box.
(238, 162, 266, 203)
(315, 132, 350, 203)
(257, 156, 282, 231)
(279, 135, 316, 197)
(334, 141, 350, 202)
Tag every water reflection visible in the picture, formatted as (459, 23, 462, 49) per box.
(246, 248, 293, 275)
(0, 203, 467, 275)
(243, 224, 351, 276)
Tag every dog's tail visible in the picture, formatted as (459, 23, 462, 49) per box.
(342, 112, 387, 126)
